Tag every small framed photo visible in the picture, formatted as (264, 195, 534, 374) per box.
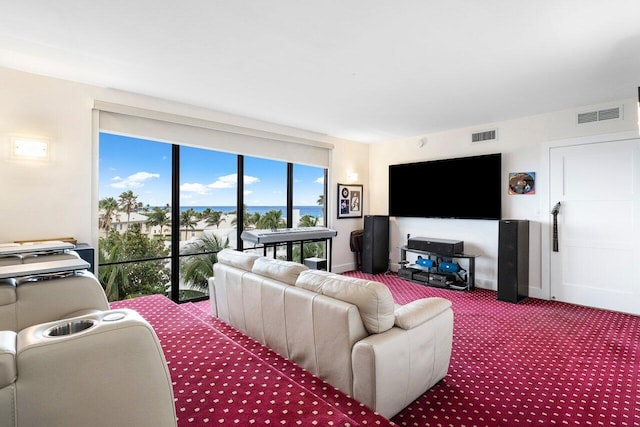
(337, 183, 363, 219)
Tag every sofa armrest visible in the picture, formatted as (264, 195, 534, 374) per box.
(0, 331, 17, 388)
(16, 310, 176, 427)
(352, 304, 453, 419)
(394, 297, 451, 329)
(207, 277, 218, 317)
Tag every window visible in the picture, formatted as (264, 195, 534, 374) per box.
(97, 132, 327, 303)
(241, 156, 287, 258)
(98, 133, 172, 302)
(292, 164, 327, 263)
(178, 147, 238, 301)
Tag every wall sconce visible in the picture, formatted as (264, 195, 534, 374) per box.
(346, 172, 359, 183)
(10, 137, 50, 160)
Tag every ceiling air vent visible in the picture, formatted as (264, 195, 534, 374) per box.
(577, 106, 622, 124)
(577, 111, 598, 124)
(471, 129, 497, 143)
(598, 107, 620, 121)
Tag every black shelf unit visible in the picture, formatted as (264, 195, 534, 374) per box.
(399, 245, 477, 291)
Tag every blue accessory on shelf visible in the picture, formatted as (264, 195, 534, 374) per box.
(438, 262, 460, 273)
(416, 256, 434, 268)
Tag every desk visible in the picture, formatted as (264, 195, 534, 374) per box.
(399, 245, 478, 291)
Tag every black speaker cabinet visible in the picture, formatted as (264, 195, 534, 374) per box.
(75, 243, 95, 274)
(362, 215, 389, 274)
(497, 220, 529, 303)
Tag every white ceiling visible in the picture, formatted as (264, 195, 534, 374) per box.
(1, 0, 639, 143)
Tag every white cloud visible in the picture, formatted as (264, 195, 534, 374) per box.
(207, 173, 260, 189)
(181, 182, 210, 195)
(110, 171, 160, 189)
(208, 173, 237, 189)
(244, 175, 260, 185)
(315, 176, 324, 184)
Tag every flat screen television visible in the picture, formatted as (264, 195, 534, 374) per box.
(388, 153, 502, 220)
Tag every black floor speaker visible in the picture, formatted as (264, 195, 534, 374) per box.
(497, 220, 529, 303)
(362, 215, 389, 274)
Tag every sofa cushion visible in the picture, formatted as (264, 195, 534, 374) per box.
(252, 257, 308, 286)
(217, 248, 262, 271)
(295, 270, 395, 334)
(394, 297, 452, 329)
(0, 280, 16, 306)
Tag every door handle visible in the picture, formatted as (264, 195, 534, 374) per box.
(551, 202, 561, 252)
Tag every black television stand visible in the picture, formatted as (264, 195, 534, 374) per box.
(398, 245, 477, 291)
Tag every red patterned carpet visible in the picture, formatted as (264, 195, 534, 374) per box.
(343, 271, 640, 427)
(114, 272, 640, 427)
(111, 293, 392, 426)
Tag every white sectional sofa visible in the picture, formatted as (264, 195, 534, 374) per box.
(209, 248, 454, 419)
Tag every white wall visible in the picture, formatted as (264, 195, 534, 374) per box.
(2, 65, 638, 287)
(369, 97, 639, 296)
(0, 67, 368, 269)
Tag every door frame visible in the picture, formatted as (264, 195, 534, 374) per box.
(539, 130, 639, 302)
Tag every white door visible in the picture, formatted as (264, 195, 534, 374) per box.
(549, 138, 640, 315)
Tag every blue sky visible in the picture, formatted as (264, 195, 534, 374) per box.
(99, 133, 325, 207)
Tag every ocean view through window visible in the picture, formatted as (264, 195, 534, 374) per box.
(98, 132, 327, 302)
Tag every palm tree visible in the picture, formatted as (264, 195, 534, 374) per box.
(292, 241, 324, 263)
(204, 210, 226, 229)
(317, 194, 325, 226)
(146, 206, 171, 237)
(298, 214, 318, 227)
(180, 233, 229, 293)
(98, 197, 119, 235)
(180, 208, 198, 240)
(256, 209, 285, 229)
(118, 190, 138, 224)
(230, 204, 254, 228)
(98, 239, 129, 301)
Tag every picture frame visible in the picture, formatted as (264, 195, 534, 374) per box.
(508, 172, 536, 195)
(337, 183, 363, 218)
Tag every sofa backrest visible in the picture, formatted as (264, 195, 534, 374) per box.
(0, 271, 109, 332)
(294, 269, 396, 334)
(211, 249, 369, 394)
(216, 248, 262, 271)
(215, 248, 396, 335)
(252, 257, 308, 285)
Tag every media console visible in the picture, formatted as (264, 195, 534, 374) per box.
(399, 245, 477, 291)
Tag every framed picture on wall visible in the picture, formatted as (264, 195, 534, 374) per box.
(337, 183, 363, 219)
(508, 172, 536, 195)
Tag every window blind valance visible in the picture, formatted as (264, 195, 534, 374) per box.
(94, 101, 333, 168)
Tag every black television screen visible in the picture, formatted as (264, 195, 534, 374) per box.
(388, 153, 502, 220)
